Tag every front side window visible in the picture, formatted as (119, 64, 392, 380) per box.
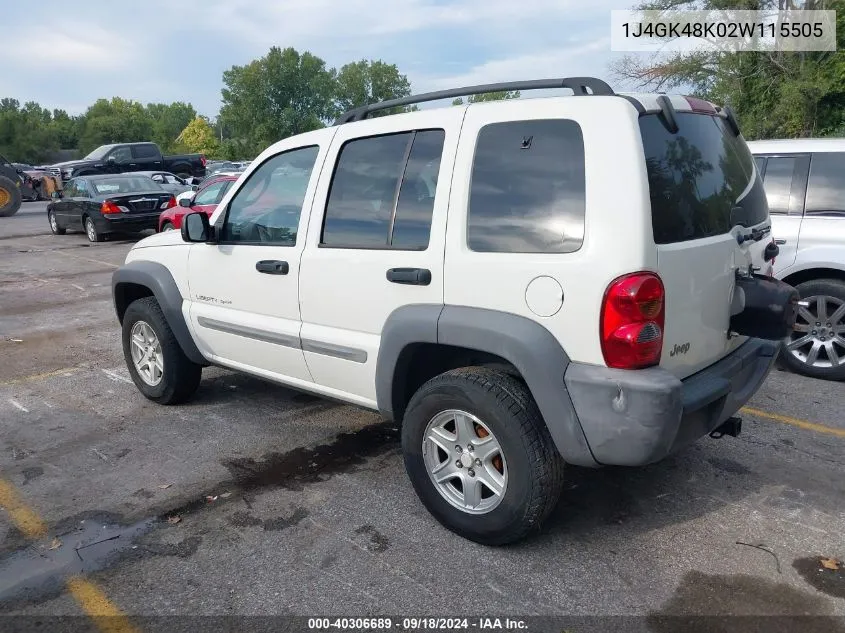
(321, 130, 445, 250)
(108, 146, 132, 163)
(194, 180, 229, 206)
(805, 152, 845, 216)
(761, 156, 796, 215)
(221, 145, 319, 245)
(468, 119, 586, 253)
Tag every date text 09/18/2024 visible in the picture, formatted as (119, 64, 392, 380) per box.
(307, 617, 528, 630)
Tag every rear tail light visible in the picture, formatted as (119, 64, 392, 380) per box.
(101, 200, 121, 215)
(600, 272, 665, 369)
(200, 155, 207, 167)
(162, 195, 177, 209)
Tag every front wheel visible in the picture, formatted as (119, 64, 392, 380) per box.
(48, 210, 66, 235)
(161, 221, 175, 232)
(781, 278, 845, 381)
(122, 297, 202, 404)
(0, 174, 22, 217)
(401, 368, 565, 545)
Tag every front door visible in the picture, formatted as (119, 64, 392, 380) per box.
(187, 141, 326, 383)
(758, 153, 809, 276)
(298, 108, 463, 406)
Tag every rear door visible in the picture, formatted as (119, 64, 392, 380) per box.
(131, 144, 164, 171)
(754, 153, 809, 275)
(298, 109, 462, 405)
(640, 111, 773, 378)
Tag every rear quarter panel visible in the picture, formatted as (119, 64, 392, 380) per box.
(444, 96, 655, 366)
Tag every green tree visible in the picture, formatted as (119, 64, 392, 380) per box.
(611, 0, 845, 139)
(220, 46, 336, 156)
(0, 99, 59, 163)
(49, 109, 83, 149)
(451, 91, 521, 105)
(78, 98, 153, 154)
(176, 116, 221, 157)
(333, 59, 412, 117)
(146, 102, 197, 153)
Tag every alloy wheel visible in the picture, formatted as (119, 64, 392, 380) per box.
(130, 320, 164, 386)
(422, 409, 508, 515)
(787, 295, 845, 369)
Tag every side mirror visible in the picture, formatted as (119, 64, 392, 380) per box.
(182, 211, 213, 243)
(51, 191, 62, 199)
(178, 197, 192, 207)
(107, 156, 116, 163)
(191, 184, 199, 191)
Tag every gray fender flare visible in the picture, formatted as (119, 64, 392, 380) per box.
(375, 304, 598, 467)
(112, 261, 206, 366)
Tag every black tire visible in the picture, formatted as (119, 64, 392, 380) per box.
(0, 174, 22, 217)
(780, 278, 845, 381)
(401, 367, 565, 545)
(160, 221, 175, 232)
(83, 215, 104, 242)
(122, 297, 202, 404)
(47, 209, 66, 235)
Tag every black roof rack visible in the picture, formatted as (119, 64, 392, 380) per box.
(334, 76, 614, 125)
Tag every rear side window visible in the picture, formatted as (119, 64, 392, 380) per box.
(761, 156, 796, 215)
(132, 144, 159, 159)
(322, 130, 445, 250)
(640, 112, 769, 244)
(467, 120, 585, 253)
(805, 152, 845, 216)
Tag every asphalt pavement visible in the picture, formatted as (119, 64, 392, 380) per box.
(1, 201, 843, 631)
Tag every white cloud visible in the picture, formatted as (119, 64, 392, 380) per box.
(1, 0, 629, 114)
(6, 24, 136, 71)
(411, 38, 612, 93)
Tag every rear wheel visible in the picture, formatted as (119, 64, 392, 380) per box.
(84, 216, 104, 242)
(781, 278, 845, 381)
(401, 367, 565, 545)
(122, 297, 202, 404)
(0, 175, 22, 217)
(48, 209, 66, 235)
(161, 221, 175, 232)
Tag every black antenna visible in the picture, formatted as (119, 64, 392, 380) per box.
(334, 77, 615, 125)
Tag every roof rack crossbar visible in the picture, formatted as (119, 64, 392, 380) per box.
(334, 76, 614, 124)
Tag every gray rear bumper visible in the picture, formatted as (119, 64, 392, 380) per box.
(564, 338, 780, 466)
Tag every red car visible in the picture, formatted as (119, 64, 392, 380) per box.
(158, 175, 238, 232)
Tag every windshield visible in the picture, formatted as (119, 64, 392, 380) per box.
(640, 112, 769, 244)
(91, 176, 162, 195)
(84, 145, 113, 160)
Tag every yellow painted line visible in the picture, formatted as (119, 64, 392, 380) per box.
(0, 477, 138, 631)
(0, 366, 81, 387)
(742, 406, 845, 438)
(66, 577, 140, 633)
(0, 479, 47, 538)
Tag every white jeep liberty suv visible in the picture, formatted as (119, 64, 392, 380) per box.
(112, 78, 798, 545)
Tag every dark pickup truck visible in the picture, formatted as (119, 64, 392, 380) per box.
(49, 142, 206, 184)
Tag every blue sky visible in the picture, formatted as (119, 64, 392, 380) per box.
(3, 0, 633, 118)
